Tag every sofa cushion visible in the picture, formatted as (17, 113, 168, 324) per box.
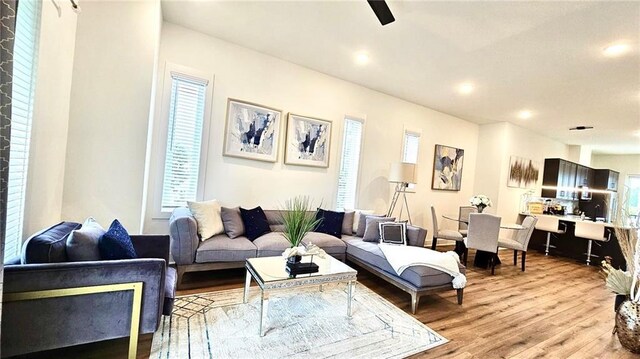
(21, 221, 81, 264)
(315, 208, 344, 238)
(303, 232, 347, 255)
(221, 206, 245, 238)
(188, 200, 225, 240)
(240, 206, 272, 241)
(99, 220, 138, 260)
(195, 234, 257, 263)
(343, 236, 464, 287)
(253, 232, 290, 257)
(363, 216, 395, 242)
(66, 217, 104, 261)
(356, 213, 383, 237)
(342, 211, 355, 235)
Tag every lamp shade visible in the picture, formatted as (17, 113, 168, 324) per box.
(389, 162, 417, 184)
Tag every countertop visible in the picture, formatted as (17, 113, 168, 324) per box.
(518, 213, 616, 227)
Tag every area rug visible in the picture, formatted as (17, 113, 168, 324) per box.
(150, 283, 447, 358)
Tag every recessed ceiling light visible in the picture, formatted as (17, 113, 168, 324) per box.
(518, 109, 533, 120)
(457, 82, 474, 95)
(354, 52, 370, 65)
(603, 43, 630, 57)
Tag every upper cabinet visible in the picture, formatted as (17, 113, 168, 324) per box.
(542, 159, 597, 200)
(594, 169, 619, 192)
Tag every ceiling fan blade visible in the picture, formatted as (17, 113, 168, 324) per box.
(367, 0, 395, 26)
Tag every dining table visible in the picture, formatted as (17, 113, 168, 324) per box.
(442, 214, 525, 269)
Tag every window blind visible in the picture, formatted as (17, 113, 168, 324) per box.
(336, 118, 363, 210)
(160, 73, 208, 212)
(403, 131, 420, 164)
(4, 0, 41, 261)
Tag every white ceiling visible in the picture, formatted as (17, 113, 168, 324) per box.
(162, 0, 640, 154)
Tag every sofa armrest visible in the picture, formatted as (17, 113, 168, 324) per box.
(131, 234, 170, 263)
(407, 225, 427, 248)
(2, 259, 166, 357)
(169, 207, 199, 265)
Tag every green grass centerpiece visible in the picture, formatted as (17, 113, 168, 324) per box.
(280, 196, 321, 266)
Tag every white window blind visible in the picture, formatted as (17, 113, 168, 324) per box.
(336, 118, 363, 210)
(402, 131, 420, 164)
(160, 73, 208, 212)
(5, 0, 41, 261)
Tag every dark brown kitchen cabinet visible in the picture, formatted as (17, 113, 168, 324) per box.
(542, 158, 577, 199)
(594, 169, 619, 192)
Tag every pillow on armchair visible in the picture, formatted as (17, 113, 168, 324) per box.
(67, 217, 104, 261)
(21, 221, 81, 264)
(98, 220, 138, 260)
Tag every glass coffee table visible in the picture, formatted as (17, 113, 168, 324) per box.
(243, 255, 357, 336)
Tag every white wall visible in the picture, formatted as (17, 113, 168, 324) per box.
(62, 0, 161, 232)
(591, 154, 640, 191)
(143, 22, 481, 238)
(473, 122, 569, 224)
(22, 1, 77, 238)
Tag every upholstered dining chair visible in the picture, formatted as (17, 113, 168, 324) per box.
(464, 213, 502, 275)
(458, 206, 477, 236)
(430, 206, 463, 250)
(497, 216, 538, 271)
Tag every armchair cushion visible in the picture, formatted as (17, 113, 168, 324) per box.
(98, 220, 137, 260)
(66, 217, 104, 262)
(22, 221, 81, 264)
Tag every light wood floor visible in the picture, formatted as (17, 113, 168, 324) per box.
(15, 249, 638, 358)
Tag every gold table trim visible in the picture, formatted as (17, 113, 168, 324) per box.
(4, 282, 144, 359)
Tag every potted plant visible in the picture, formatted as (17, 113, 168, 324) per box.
(279, 196, 321, 264)
(604, 191, 640, 353)
(469, 194, 492, 213)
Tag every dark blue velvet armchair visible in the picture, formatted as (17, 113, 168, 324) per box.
(1, 234, 176, 357)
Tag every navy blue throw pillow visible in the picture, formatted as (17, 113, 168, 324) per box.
(240, 206, 271, 241)
(99, 219, 137, 260)
(315, 208, 345, 238)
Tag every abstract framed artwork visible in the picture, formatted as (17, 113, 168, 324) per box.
(431, 144, 464, 191)
(223, 98, 283, 162)
(284, 114, 332, 168)
(507, 156, 540, 189)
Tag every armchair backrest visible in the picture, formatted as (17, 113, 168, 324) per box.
(466, 213, 501, 253)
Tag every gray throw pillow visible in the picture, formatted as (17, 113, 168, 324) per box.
(342, 211, 355, 235)
(67, 217, 104, 261)
(221, 207, 245, 238)
(356, 214, 383, 237)
(363, 216, 396, 242)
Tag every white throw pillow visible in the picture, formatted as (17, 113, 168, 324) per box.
(349, 209, 374, 233)
(187, 200, 224, 241)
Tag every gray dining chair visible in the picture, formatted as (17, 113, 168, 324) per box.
(430, 206, 463, 250)
(463, 213, 502, 275)
(497, 216, 538, 271)
(458, 206, 477, 236)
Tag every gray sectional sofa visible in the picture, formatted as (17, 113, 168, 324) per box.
(170, 207, 465, 313)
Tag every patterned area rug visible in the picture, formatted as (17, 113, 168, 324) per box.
(151, 283, 447, 358)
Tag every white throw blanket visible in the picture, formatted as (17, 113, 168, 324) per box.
(378, 244, 467, 289)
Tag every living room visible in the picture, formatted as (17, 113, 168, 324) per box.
(1, 0, 639, 358)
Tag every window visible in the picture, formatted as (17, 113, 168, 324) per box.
(160, 73, 208, 212)
(336, 117, 364, 210)
(626, 175, 640, 218)
(402, 130, 420, 164)
(4, 0, 42, 261)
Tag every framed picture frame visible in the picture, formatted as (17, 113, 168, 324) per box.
(507, 156, 540, 189)
(284, 113, 332, 168)
(223, 98, 283, 163)
(431, 144, 464, 191)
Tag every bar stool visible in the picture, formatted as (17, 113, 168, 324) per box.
(534, 216, 567, 255)
(575, 221, 611, 265)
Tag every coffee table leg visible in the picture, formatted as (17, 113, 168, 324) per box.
(260, 290, 269, 336)
(319, 284, 324, 292)
(347, 281, 356, 317)
(243, 269, 251, 304)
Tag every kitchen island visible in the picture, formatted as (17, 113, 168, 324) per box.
(517, 213, 627, 269)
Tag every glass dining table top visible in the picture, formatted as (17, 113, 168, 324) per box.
(442, 214, 524, 230)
